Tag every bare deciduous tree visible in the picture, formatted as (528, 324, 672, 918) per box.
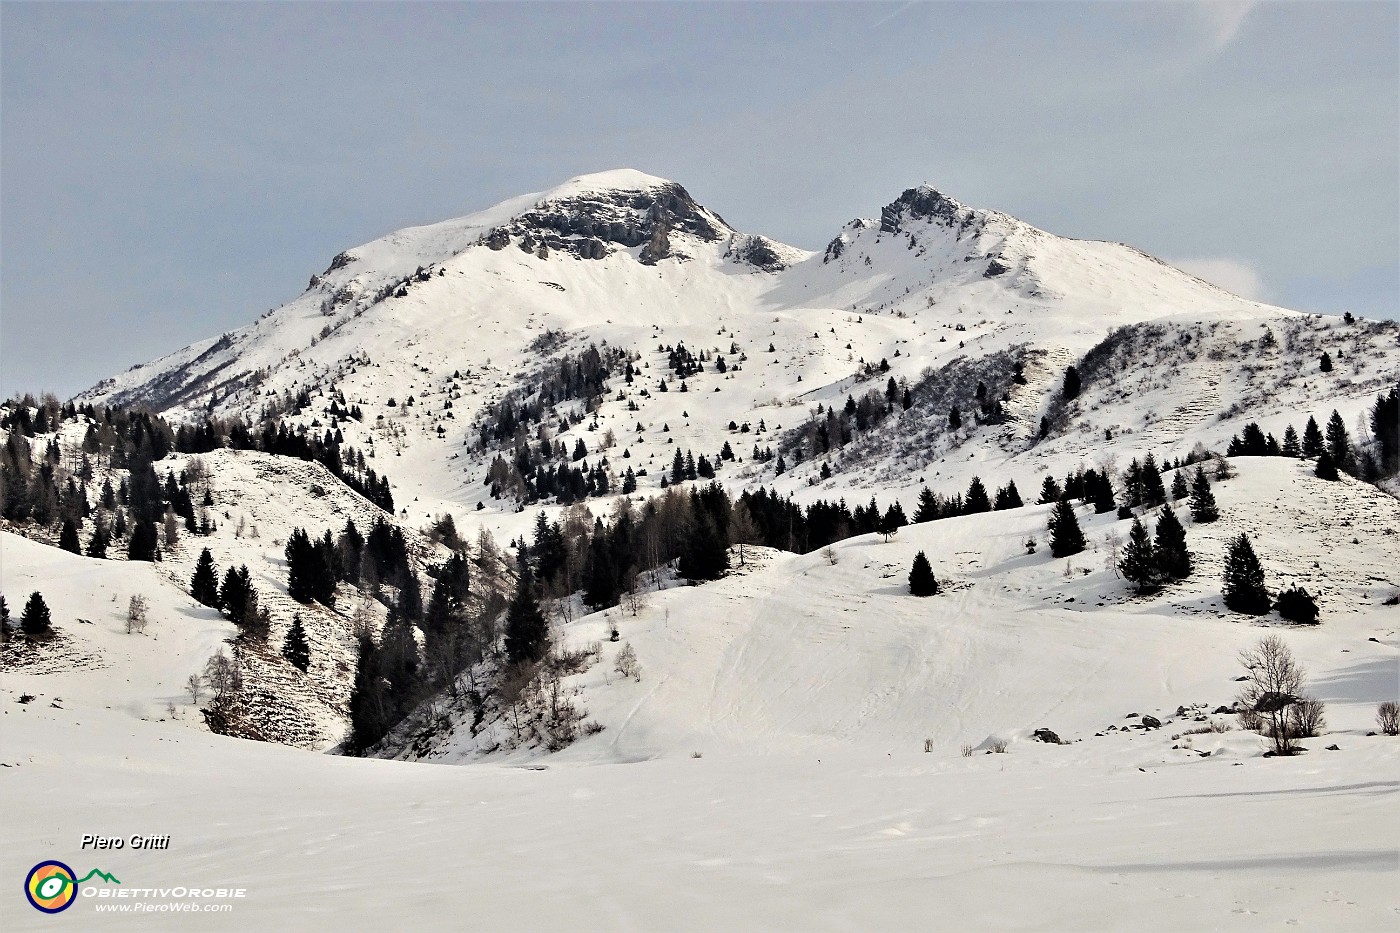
(614, 642, 641, 681)
(1236, 635, 1320, 755)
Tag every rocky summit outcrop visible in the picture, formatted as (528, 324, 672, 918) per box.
(487, 181, 726, 262)
(879, 185, 978, 235)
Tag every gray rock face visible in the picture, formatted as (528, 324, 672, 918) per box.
(499, 181, 724, 263)
(1032, 727, 1062, 744)
(1141, 715, 1162, 729)
(727, 235, 788, 272)
(879, 186, 966, 234)
(1254, 692, 1300, 714)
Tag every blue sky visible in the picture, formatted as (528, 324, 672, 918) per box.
(3, 1, 1396, 398)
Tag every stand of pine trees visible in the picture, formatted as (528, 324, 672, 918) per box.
(1118, 507, 1193, 594)
(0, 395, 396, 541)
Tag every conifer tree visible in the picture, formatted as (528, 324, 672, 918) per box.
(584, 530, 619, 609)
(993, 480, 1023, 510)
(880, 502, 908, 538)
(0, 595, 9, 640)
(219, 565, 253, 621)
(1319, 351, 1333, 373)
(1038, 475, 1063, 505)
(1062, 365, 1082, 400)
(678, 514, 729, 580)
(1092, 472, 1117, 514)
(1371, 386, 1400, 475)
(346, 634, 387, 755)
(1325, 409, 1352, 472)
(86, 519, 110, 559)
(1302, 416, 1324, 458)
(1188, 466, 1219, 523)
(1281, 424, 1301, 458)
(1141, 454, 1167, 507)
(282, 615, 311, 672)
(913, 487, 938, 523)
(191, 548, 221, 607)
(1048, 500, 1086, 557)
(127, 520, 159, 562)
(1118, 518, 1157, 593)
(504, 576, 549, 665)
(1153, 506, 1193, 580)
(1222, 533, 1270, 615)
(1314, 450, 1340, 481)
(20, 591, 52, 636)
(908, 551, 938, 596)
(1170, 470, 1189, 501)
(963, 477, 991, 514)
(285, 528, 316, 603)
(58, 519, 81, 554)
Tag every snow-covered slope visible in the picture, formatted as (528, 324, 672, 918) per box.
(4, 457, 1398, 931)
(402, 457, 1400, 764)
(72, 170, 1400, 553)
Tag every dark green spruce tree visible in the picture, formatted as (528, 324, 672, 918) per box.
(1302, 416, 1325, 458)
(1048, 500, 1086, 558)
(504, 576, 548, 666)
(86, 519, 110, 559)
(908, 551, 938, 597)
(1153, 506, 1193, 581)
(1188, 467, 1219, 523)
(58, 519, 81, 554)
(1222, 533, 1270, 615)
(20, 591, 52, 636)
(282, 615, 311, 672)
(191, 548, 221, 607)
(963, 477, 992, 514)
(1118, 518, 1158, 593)
(127, 521, 159, 561)
(1314, 450, 1340, 481)
(993, 480, 1023, 510)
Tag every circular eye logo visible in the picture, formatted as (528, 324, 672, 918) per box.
(25, 861, 77, 913)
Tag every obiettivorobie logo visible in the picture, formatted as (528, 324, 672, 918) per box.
(24, 861, 121, 913)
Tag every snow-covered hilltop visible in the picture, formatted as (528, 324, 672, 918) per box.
(5, 170, 1398, 930)
(77, 169, 1282, 419)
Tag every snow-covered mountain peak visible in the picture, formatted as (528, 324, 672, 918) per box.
(486, 169, 738, 264)
(877, 184, 978, 234)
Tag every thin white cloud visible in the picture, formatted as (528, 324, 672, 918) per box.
(870, 2, 917, 30)
(1199, 0, 1257, 52)
(1170, 257, 1269, 301)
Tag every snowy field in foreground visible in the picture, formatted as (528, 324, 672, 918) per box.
(2, 701, 1397, 932)
(3, 459, 1398, 929)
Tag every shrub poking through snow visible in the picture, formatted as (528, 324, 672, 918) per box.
(1377, 702, 1400, 737)
(1274, 586, 1320, 625)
